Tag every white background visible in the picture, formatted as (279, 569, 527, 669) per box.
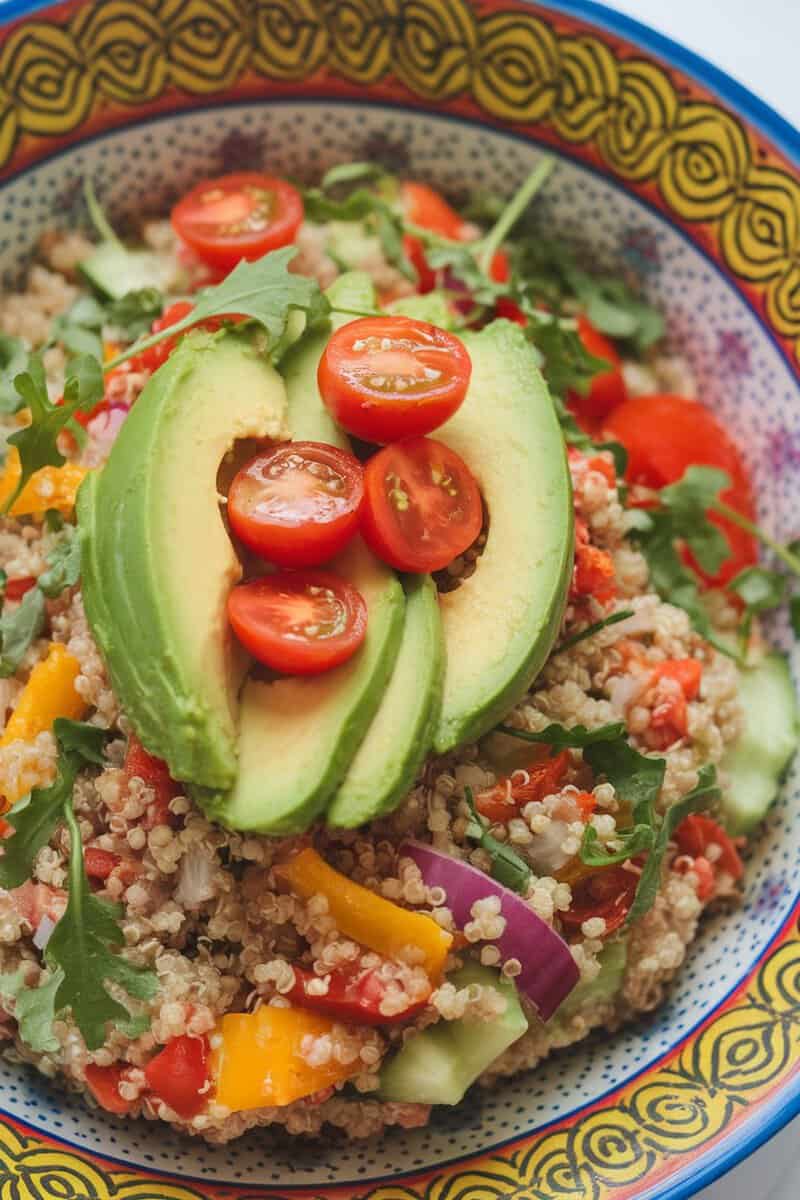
(605, 5, 798, 1199)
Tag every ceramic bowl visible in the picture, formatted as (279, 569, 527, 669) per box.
(1, 2, 799, 1198)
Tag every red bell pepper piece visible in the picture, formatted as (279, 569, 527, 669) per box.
(122, 734, 181, 829)
(286, 964, 430, 1027)
(84, 1063, 134, 1115)
(144, 1034, 210, 1118)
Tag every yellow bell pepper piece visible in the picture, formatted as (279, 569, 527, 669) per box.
(0, 644, 86, 806)
(275, 848, 452, 980)
(0, 447, 89, 518)
(213, 1005, 358, 1112)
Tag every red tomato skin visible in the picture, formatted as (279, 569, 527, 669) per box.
(674, 814, 744, 880)
(227, 571, 368, 676)
(475, 751, 570, 824)
(171, 173, 304, 270)
(287, 965, 429, 1026)
(318, 317, 472, 444)
(560, 866, 639, 937)
(129, 301, 194, 373)
(401, 182, 468, 239)
(84, 1064, 134, 1115)
(84, 847, 121, 880)
(567, 316, 628, 430)
(361, 437, 483, 574)
(123, 735, 181, 829)
(4, 576, 36, 602)
(403, 233, 437, 294)
(605, 393, 758, 586)
(144, 1035, 210, 1119)
(227, 442, 365, 568)
(651, 658, 702, 701)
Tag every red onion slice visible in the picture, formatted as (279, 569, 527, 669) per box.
(400, 840, 579, 1020)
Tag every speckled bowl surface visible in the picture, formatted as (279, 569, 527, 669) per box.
(0, 3, 799, 1198)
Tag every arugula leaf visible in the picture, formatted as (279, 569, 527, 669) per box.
(626, 765, 721, 925)
(0, 966, 62, 1053)
(107, 249, 323, 370)
(0, 721, 111, 888)
(50, 295, 106, 359)
(46, 802, 157, 1050)
(464, 788, 532, 894)
(496, 720, 626, 749)
(556, 609, 635, 655)
(584, 738, 666, 826)
(38, 526, 81, 598)
(52, 718, 110, 765)
(580, 822, 655, 868)
(0, 755, 78, 889)
(4, 353, 103, 514)
(105, 288, 163, 339)
(0, 334, 28, 415)
(320, 162, 390, 190)
(791, 595, 800, 639)
(0, 586, 45, 678)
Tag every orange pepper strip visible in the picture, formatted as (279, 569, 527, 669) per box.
(212, 1005, 358, 1111)
(275, 847, 452, 980)
(0, 644, 86, 807)
(0, 447, 89, 518)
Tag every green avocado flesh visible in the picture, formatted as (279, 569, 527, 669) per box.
(433, 319, 573, 753)
(720, 652, 799, 835)
(207, 272, 406, 834)
(379, 962, 528, 1105)
(78, 331, 289, 788)
(328, 574, 444, 828)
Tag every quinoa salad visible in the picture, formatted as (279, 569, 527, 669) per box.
(0, 159, 796, 1144)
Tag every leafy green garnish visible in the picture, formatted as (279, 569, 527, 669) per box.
(496, 720, 626, 749)
(0, 334, 29, 415)
(0, 721, 110, 888)
(46, 802, 157, 1050)
(0, 586, 45, 678)
(464, 788, 531, 894)
(0, 965, 62, 1053)
(729, 565, 787, 651)
(791, 596, 800, 639)
(51, 295, 106, 360)
(3, 353, 103, 514)
(105, 287, 163, 339)
(38, 525, 81, 599)
(584, 737, 666, 826)
(626, 765, 721, 925)
(556, 609, 635, 655)
(105, 248, 322, 371)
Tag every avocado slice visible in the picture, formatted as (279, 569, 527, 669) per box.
(328, 574, 444, 828)
(206, 273, 406, 834)
(78, 331, 289, 788)
(720, 651, 799, 835)
(433, 319, 573, 753)
(379, 962, 528, 1105)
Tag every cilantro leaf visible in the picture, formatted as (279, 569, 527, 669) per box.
(660, 466, 732, 573)
(108, 249, 323, 370)
(556, 609, 635, 655)
(38, 526, 81, 598)
(0, 335, 28, 415)
(0, 966, 62, 1053)
(46, 802, 157, 1049)
(584, 738, 666, 826)
(524, 315, 608, 400)
(0, 586, 45, 678)
(626, 764, 721, 925)
(0, 755, 78, 889)
(496, 720, 626, 749)
(4, 353, 103, 514)
(729, 565, 786, 612)
(105, 288, 163, 339)
(320, 162, 390, 190)
(464, 788, 532, 894)
(791, 595, 800, 639)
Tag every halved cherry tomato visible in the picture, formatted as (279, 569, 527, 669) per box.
(560, 866, 639, 937)
(361, 436, 482, 574)
(318, 317, 471, 444)
(567, 316, 628, 431)
(287, 964, 430, 1027)
(227, 570, 367, 675)
(605, 394, 758, 587)
(123, 734, 181, 830)
(84, 847, 121, 881)
(674, 814, 744, 880)
(227, 442, 364, 568)
(144, 1035, 210, 1119)
(84, 1063, 134, 1115)
(4, 576, 36, 602)
(475, 751, 570, 824)
(171, 172, 304, 271)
